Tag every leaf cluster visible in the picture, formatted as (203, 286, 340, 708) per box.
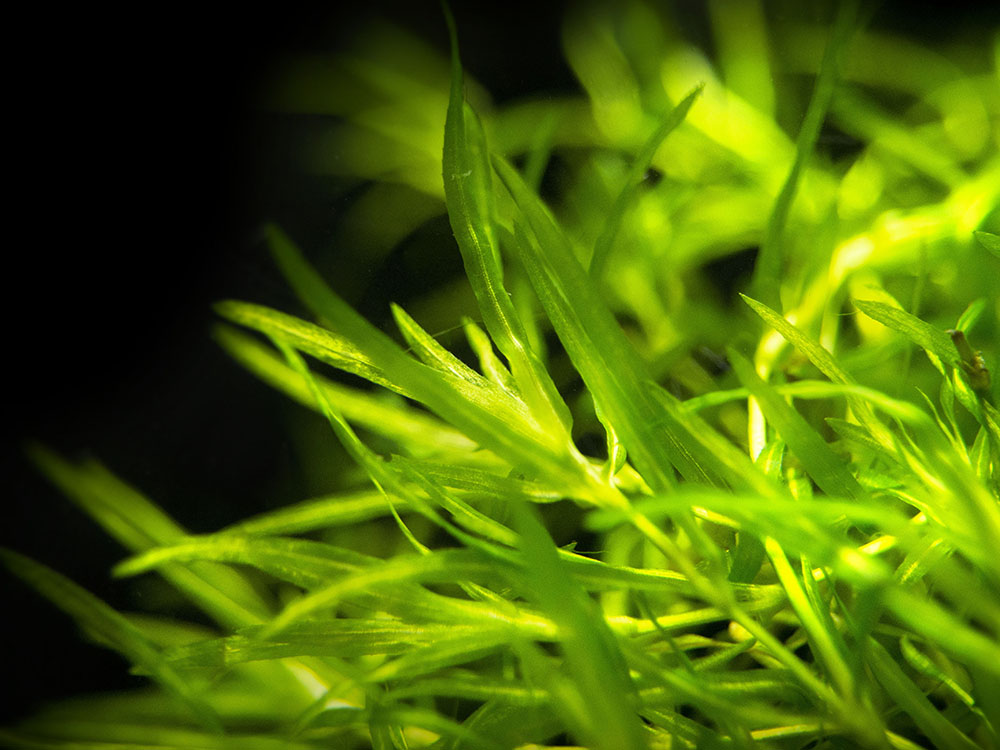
(4, 3, 1000, 749)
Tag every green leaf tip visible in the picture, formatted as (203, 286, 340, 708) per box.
(853, 299, 960, 367)
(974, 230, 1000, 258)
(0, 546, 223, 733)
(589, 82, 705, 281)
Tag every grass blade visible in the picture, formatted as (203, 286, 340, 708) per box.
(867, 638, 980, 750)
(27, 445, 270, 629)
(495, 156, 719, 492)
(854, 299, 960, 367)
(0, 548, 222, 733)
(589, 83, 704, 280)
(216, 299, 410, 397)
(256, 227, 593, 495)
(215, 323, 475, 456)
(728, 349, 864, 499)
(442, 7, 573, 435)
(741, 293, 895, 448)
(750, 0, 859, 308)
(974, 230, 1000, 258)
(511, 501, 647, 750)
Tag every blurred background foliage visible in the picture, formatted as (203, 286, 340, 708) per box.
(5, 0, 999, 727)
(258, 0, 999, 449)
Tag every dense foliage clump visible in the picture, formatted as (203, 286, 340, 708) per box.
(4, 3, 1000, 749)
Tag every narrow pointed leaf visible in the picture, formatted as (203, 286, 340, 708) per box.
(255, 228, 591, 494)
(854, 299, 961, 367)
(511, 502, 647, 750)
(496, 157, 720, 491)
(974, 230, 1000, 258)
(741, 294, 893, 447)
(28, 446, 270, 628)
(728, 349, 864, 499)
(442, 10, 572, 434)
(750, 0, 859, 308)
(867, 638, 981, 750)
(215, 323, 475, 455)
(1, 548, 222, 732)
(590, 83, 704, 280)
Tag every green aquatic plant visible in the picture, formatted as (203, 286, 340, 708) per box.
(4, 3, 1000, 749)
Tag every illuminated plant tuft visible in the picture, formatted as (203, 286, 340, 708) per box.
(4, 4, 999, 749)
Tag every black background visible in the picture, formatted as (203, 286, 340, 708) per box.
(3, 0, 998, 726)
